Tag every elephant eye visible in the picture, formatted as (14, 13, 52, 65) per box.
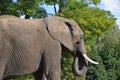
(80, 36, 82, 39)
(80, 35, 83, 39)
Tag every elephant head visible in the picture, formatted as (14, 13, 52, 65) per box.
(44, 16, 98, 76)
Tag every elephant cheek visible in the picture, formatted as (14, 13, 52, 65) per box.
(72, 55, 88, 76)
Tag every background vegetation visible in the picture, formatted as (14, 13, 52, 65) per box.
(0, 0, 119, 80)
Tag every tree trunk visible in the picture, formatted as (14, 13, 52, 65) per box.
(54, 4, 57, 14)
(58, 0, 64, 13)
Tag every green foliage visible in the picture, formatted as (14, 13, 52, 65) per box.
(0, 0, 47, 18)
(0, 0, 13, 15)
(86, 39, 108, 80)
(99, 26, 120, 80)
(88, 0, 101, 5)
(87, 26, 120, 80)
(44, 0, 58, 5)
(15, 75, 34, 80)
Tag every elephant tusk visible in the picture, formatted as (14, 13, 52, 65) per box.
(82, 54, 99, 64)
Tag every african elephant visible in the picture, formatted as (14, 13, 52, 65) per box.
(0, 15, 98, 80)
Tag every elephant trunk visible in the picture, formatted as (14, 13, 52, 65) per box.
(72, 48, 88, 76)
(72, 56, 87, 76)
(72, 42, 99, 76)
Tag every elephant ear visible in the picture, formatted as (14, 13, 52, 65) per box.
(44, 16, 74, 51)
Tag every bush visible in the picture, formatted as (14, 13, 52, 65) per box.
(87, 26, 120, 80)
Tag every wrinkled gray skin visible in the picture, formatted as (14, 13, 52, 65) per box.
(0, 15, 88, 80)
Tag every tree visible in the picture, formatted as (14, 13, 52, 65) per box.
(0, 0, 13, 15)
(0, 0, 47, 18)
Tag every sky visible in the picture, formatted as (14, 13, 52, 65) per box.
(41, 4, 59, 15)
(98, 0, 120, 25)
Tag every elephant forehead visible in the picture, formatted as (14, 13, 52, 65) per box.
(68, 20, 83, 34)
(73, 25, 83, 35)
